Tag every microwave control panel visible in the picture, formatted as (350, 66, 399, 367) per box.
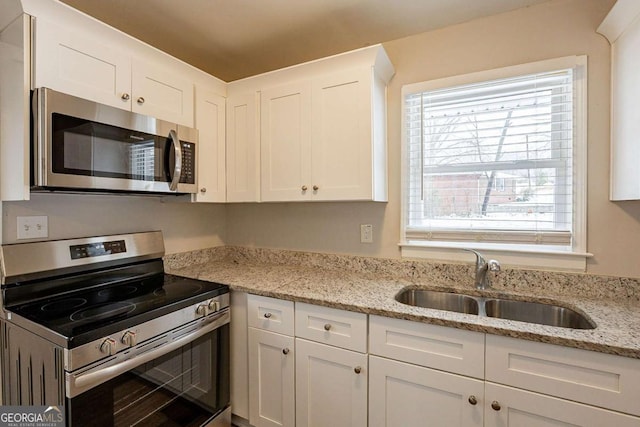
(180, 142, 195, 184)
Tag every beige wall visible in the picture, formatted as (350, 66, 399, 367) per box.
(2, 193, 227, 254)
(227, 0, 640, 278)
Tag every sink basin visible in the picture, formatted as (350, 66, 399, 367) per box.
(394, 289, 596, 329)
(485, 299, 595, 329)
(395, 289, 479, 315)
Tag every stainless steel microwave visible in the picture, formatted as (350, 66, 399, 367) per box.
(32, 88, 197, 194)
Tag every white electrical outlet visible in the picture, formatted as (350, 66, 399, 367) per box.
(360, 224, 373, 243)
(17, 216, 49, 239)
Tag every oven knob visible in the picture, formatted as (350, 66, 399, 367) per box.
(208, 299, 219, 312)
(100, 338, 117, 356)
(121, 331, 137, 347)
(196, 304, 208, 316)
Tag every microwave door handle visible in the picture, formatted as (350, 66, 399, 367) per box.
(168, 129, 182, 191)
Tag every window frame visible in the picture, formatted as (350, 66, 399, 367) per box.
(400, 56, 590, 272)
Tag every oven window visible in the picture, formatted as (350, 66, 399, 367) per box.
(51, 113, 168, 182)
(67, 324, 230, 426)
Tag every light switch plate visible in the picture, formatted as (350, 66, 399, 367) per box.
(17, 216, 49, 239)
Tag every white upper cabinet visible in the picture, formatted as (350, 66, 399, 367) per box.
(229, 44, 394, 203)
(226, 92, 260, 202)
(0, 14, 31, 202)
(193, 86, 226, 203)
(33, 17, 194, 127)
(261, 81, 312, 201)
(311, 68, 375, 201)
(131, 59, 194, 127)
(34, 18, 132, 111)
(598, 1, 640, 200)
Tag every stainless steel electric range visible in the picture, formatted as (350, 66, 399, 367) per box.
(0, 231, 230, 426)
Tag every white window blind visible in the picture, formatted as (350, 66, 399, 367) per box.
(404, 68, 576, 246)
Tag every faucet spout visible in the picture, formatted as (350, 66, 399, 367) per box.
(463, 249, 501, 290)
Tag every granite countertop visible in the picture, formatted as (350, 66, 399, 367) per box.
(166, 247, 640, 359)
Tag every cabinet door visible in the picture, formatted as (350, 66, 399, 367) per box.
(311, 68, 373, 201)
(193, 87, 226, 203)
(0, 14, 30, 202)
(485, 383, 640, 427)
(295, 338, 367, 427)
(248, 328, 295, 427)
(261, 81, 312, 201)
(131, 59, 194, 127)
(226, 93, 260, 202)
(369, 355, 483, 427)
(34, 18, 132, 110)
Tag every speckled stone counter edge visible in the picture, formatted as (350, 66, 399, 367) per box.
(165, 245, 640, 303)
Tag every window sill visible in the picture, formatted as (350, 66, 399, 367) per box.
(399, 241, 592, 272)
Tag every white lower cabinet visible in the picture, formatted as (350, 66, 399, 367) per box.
(295, 338, 368, 427)
(484, 383, 640, 427)
(369, 355, 483, 427)
(248, 328, 295, 427)
(368, 316, 640, 427)
(245, 297, 640, 427)
(247, 295, 296, 427)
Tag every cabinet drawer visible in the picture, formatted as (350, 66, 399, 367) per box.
(369, 315, 485, 379)
(247, 294, 294, 335)
(486, 335, 640, 417)
(295, 303, 367, 352)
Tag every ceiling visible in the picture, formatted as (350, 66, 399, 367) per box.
(60, 0, 552, 82)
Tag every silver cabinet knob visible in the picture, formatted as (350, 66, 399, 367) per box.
(196, 304, 208, 316)
(324, 323, 332, 331)
(468, 396, 477, 405)
(491, 401, 501, 411)
(121, 331, 137, 347)
(137, 97, 145, 105)
(301, 185, 308, 191)
(121, 93, 130, 101)
(313, 185, 319, 191)
(263, 312, 272, 319)
(207, 299, 219, 312)
(282, 348, 290, 355)
(100, 338, 117, 356)
(354, 366, 362, 374)
(200, 188, 207, 193)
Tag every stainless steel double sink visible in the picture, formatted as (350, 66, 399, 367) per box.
(395, 289, 596, 329)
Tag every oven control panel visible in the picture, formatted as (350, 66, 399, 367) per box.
(70, 240, 127, 260)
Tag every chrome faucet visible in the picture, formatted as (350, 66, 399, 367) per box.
(464, 249, 501, 290)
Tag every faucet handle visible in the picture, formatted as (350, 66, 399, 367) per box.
(487, 259, 501, 272)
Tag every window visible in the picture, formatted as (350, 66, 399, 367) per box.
(401, 57, 588, 271)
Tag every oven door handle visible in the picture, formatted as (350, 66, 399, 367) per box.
(66, 309, 229, 399)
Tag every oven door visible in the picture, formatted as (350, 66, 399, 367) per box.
(34, 88, 197, 194)
(66, 312, 230, 426)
